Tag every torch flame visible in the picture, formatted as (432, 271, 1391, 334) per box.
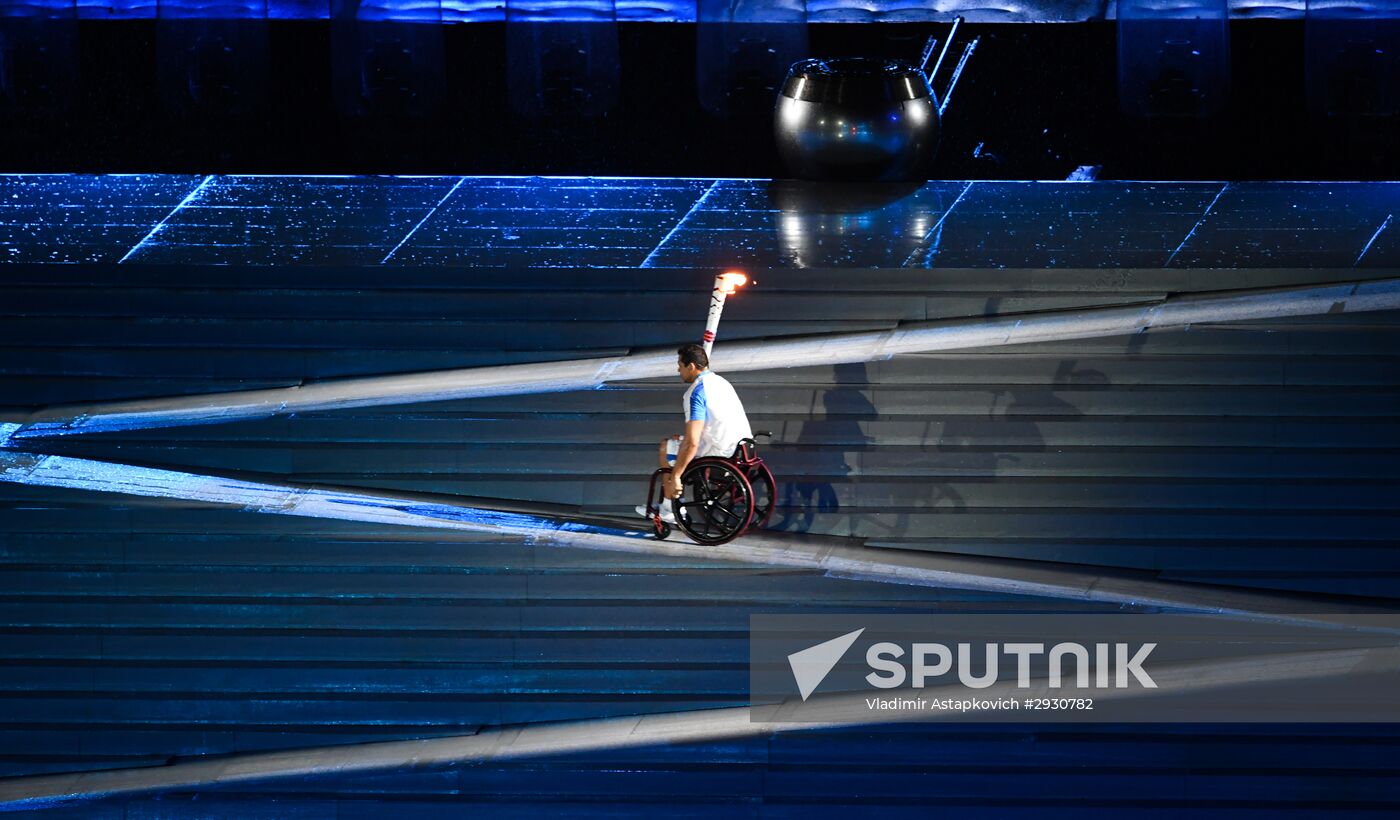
(717, 271, 748, 295)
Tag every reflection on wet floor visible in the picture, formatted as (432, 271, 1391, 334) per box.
(0, 175, 1395, 269)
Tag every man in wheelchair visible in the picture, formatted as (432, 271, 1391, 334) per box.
(635, 343, 753, 525)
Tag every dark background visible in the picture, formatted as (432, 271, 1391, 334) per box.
(1, 20, 1396, 180)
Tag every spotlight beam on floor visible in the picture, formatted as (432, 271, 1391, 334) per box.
(7, 276, 1400, 441)
(1, 644, 1395, 812)
(1, 442, 1395, 632)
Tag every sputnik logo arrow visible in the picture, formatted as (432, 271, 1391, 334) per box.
(787, 628, 865, 701)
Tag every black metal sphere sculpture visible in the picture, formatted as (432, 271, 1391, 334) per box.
(775, 57, 940, 183)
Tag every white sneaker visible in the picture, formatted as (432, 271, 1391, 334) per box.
(635, 504, 677, 524)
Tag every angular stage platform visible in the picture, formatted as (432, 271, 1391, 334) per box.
(4, 175, 1397, 269)
(1, 175, 1399, 816)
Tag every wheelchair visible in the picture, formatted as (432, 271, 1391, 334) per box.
(643, 432, 776, 546)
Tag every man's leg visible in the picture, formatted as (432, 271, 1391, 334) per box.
(638, 439, 678, 522)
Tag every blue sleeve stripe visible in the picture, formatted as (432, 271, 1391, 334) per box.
(688, 381, 708, 422)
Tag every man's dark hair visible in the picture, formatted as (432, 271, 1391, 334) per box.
(677, 343, 709, 370)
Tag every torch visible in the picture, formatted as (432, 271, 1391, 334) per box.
(703, 270, 748, 358)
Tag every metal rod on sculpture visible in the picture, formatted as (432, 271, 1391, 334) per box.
(939, 35, 980, 118)
(927, 16, 961, 84)
(919, 36, 939, 74)
(702, 271, 748, 358)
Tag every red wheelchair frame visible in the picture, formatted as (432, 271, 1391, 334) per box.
(644, 434, 776, 546)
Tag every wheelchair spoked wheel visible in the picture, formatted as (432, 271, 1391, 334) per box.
(671, 458, 756, 546)
(745, 463, 777, 531)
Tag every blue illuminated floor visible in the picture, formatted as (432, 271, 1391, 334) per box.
(2, 175, 1397, 269)
(2, 173, 1400, 816)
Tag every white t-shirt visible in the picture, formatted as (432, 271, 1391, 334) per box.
(682, 370, 754, 459)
